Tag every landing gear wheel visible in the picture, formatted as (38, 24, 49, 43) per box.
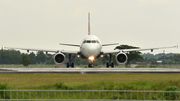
(111, 63, 114, 68)
(67, 63, 69, 68)
(88, 64, 93, 68)
(67, 54, 76, 68)
(106, 62, 109, 68)
(71, 63, 74, 68)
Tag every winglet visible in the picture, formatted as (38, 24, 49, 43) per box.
(88, 12, 90, 35)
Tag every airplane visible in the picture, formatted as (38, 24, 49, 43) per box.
(5, 12, 177, 68)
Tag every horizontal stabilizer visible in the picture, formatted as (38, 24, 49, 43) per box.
(102, 43, 119, 46)
(60, 43, 80, 47)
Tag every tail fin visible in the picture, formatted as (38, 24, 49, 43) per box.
(88, 12, 90, 35)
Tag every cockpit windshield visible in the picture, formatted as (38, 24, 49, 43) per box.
(87, 40, 91, 43)
(83, 40, 99, 44)
(92, 40, 96, 43)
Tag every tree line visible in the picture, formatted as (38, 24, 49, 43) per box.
(0, 49, 53, 65)
(0, 45, 179, 65)
(142, 53, 180, 64)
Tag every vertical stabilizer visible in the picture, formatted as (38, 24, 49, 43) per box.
(88, 12, 90, 35)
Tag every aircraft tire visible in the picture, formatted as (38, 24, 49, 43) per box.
(111, 63, 114, 68)
(106, 63, 109, 68)
(67, 63, 69, 68)
(71, 63, 74, 68)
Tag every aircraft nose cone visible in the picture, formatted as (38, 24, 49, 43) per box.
(88, 50, 96, 55)
(87, 47, 97, 56)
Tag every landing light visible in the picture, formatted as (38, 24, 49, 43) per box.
(88, 56, 95, 61)
(77, 55, 80, 57)
(100, 55, 104, 57)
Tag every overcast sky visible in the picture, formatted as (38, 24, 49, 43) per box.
(0, 0, 179, 54)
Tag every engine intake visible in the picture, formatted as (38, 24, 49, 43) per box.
(116, 53, 128, 64)
(54, 53, 66, 65)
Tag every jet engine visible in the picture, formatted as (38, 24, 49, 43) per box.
(116, 53, 128, 64)
(54, 53, 66, 65)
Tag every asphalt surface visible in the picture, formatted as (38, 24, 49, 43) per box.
(0, 68, 180, 73)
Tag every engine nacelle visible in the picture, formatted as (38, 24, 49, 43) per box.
(116, 53, 128, 64)
(54, 53, 66, 65)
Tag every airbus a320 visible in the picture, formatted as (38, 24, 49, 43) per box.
(5, 13, 177, 68)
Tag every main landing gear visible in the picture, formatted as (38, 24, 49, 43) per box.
(66, 54, 75, 68)
(106, 54, 114, 68)
(106, 62, 114, 68)
(67, 63, 74, 68)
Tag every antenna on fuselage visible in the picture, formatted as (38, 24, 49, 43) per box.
(88, 12, 90, 35)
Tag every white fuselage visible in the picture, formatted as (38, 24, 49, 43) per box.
(80, 35, 102, 59)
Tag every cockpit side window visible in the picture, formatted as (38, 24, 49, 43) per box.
(83, 40, 86, 43)
(97, 40, 100, 43)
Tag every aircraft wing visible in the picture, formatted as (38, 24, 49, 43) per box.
(4, 47, 60, 53)
(102, 45, 178, 54)
(102, 50, 120, 54)
(61, 50, 79, 54)
(4, 47, 79, 54)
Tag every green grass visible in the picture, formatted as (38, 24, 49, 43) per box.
(0, 73, 180, 90)
(0, 73, 180, 100)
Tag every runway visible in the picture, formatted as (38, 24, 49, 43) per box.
(0, 68, 180, 73)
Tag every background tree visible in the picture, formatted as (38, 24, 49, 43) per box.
(36, 51, 46, 64)
(114, 45, 144, 65)
(46, 54, 54, 64)
(0, 48, 179, 65)
(173, 54, 180, 64)
(21, 54, 31, 66)
(28, 52, 36, 64)
(141, 53, 155, 59)
(0, 49, 21, 64)
(101, 55, 108, 65)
